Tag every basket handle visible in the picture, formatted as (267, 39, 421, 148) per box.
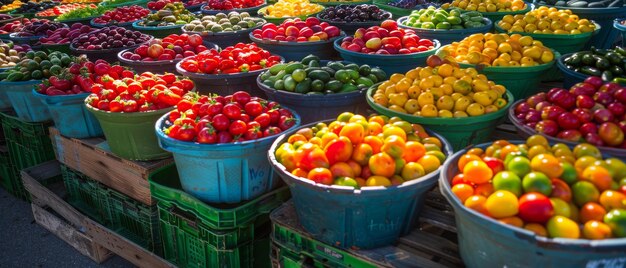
(168, 204, 198, 230)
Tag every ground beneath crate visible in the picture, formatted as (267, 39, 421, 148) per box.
(0, 188, 132, 267)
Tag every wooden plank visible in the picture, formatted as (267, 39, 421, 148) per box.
(49, 128, 174, 206)
(31, 204, 113, 264)
(398, 230, 461, 265)
(84, 219, 175, 268)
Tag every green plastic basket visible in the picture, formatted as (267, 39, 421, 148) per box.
(477, 3, 533, 23)
(257, 6, 323, 24)
(366, 85, 514, 150)
(494, 21, 600, 54)
(547, 4, 626, 49)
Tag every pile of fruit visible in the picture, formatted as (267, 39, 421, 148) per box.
(0, 14, 16, 21)
(146, 0, 178, 10)
(513, 77, 626, 148)
(40, 23, 93, 45)
(120, 33, 209, 61)
(439, 33, 555, 67)
(317, 4, 391, 23)
(497, 7, 596, 34)
(91, 5, 151, 25)
(35, 3, 97, 17)
(450, 135, 626, 239)
(164, 91, 298, 143)
(259, 54, 387, 94)
(85, 72, 195, 112)
(11, 1, 57, 14)
(339, 20, 435, 55)
(13, 21, 66, 37)
(402, 7, 488, 30)
(0, 0, 22, 13)
(36, 59, 132, 95)
(60, 0, 100, 3)
(372, 56, 509, 117)
(0, 40, 30, 69)
(204, 0, 265, 10)
(184, 0, 204, 7)
(442, 0, 527, 12)
(178, 42, 281, 74)
(252, 17, 341, 42)
(386, 0, 447, 9)
(276, 112, 447, 187)
(0, 18, 49, 35)
(55, 5, 110, 21)
(538, 0, 623, 8)
(261, 0, 324, 18)
(72, 26, 151, 50)
(182, 12, 264, 33)
(138, 2, 196, 26)
(0, 50, 75, 81)
(562, 47, 626, 81)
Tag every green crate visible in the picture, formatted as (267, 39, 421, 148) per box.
(105, 189, 162, 255)
(60, 164, 110, 224)
(0, 145, 15, 193)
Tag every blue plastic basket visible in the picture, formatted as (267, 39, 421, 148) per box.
(440, 142, 626, 267)
(250, 32, 345, 61)
(155, 108, 301, 204)
(33, 91, 103, 138)
(397, 16, 493, 45)
(8, 33, 43, 49)
(2, 80, 51, 122)
(334, 38, 440, 75)
(556, 52, 588, 89)
(268, 119, 453, 249)
(614, 18, 626, 46)
(132, 21, 183, 38)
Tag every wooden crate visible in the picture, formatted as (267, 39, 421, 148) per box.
(22, 160, 175, 268)
(49, 128, 174, 205)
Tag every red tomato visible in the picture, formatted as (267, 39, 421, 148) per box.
(244, 101, 263, 117)
(222, 103, 241, 120)
(518, 193, 554, 224)
(228, 120, 247, 136)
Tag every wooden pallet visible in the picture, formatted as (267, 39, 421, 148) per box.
(48, 128, 174, 206)
(21, 160, 175, 268)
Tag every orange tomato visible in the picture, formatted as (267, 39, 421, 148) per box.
(307, 168, 333, 185)
(363, 136, 384, 154)
(367, 121, 383, 135)
(295, 128, 314, 140)
(467, 148, 484, 156)
(401, 162, 425, 181)
(355, 177, 366, 187)
(463, 160, 493, 184)
(498, 216, 524, 227)
(368, 152, 396, 178)
(474, 183, 494, 197)
(452, 183, 475, 203)
(422, 137, 442, 149)
(324, 136, 353, 165)
(339, 122, 365, 144)
(320, 132, 338, 148)
(295, 143, 329, 170)
(382, 126, 407, 141)
(452, 173, 474, 186)
(288, 134, 308, 144)
(368, 115, 387, 126)
(346, 160, 362, 178)
(524, 223, 548, 236)
(579, 202, 607, 223)
(458, 153, 482, 171)
(291, 168, 308, 178)
(530, 154, 563, 178)
(418, 155, 441, 174)
(550, 179, 572, 203)
(352, 143, 374, 166)
(581, 165, 613, 191)
(402, 141, 426, 162)
(329, 162, 355, 179)
(464, 195, 489, 215)
(328, 121, 345, 135)
(381, 135, 406, 159)
(366, 175, 392, 186)
(599, 190, 626, 210)
(485, 190, 519, 218)
(582, 220, 613, 240)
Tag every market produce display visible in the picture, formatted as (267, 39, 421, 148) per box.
(0, 0, 22, 13)
(561, 47, 626, 81)
(0, 40, 30, 68)
(182, 12, 264, 33)
(276, 113, 447, 187)
(60, 0, 101, 3)
(497, 7, 596, 34)
(386, 0, 447, 9)
(537, 0, 624, 8)
(252, 17, 341, 42)
(0, 14, 16, 21)
(513, 77, 626, 148)
(439, 33, 555, 66)
(85, 72, 195, 112)
(72, 26, 151, 50)
(0, 50, 75, 81)
(91, 5, 150, 25)
(163, 91, 298, 143)
(11, 1, 57, 14)
(450, 135, 626, 239)
(120, 33, 209, 61)
(55, 5, 109, 21)
(137, 2, 195, 26)
(442, 0, 527, 12)
(372, 56, 509, 117)
(40, 23, 93, 45)
(401, 7, 488, 30)
(259, 54, 387, 94)
(338, 20, 436, 54)
(205, 0, 265, 10)
(100, 0, 142, 6)
(0, 18, 49, 35)
(13, 20, 66, 37)
(35, 3, 97, 18)
(178, 43, 282, 74)
(317, 4, 391, 23)
(146, 0, 178, 10)
(36, 58, 131, 95)
(260, 0, 324, 18)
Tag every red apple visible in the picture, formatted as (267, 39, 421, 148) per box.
(323, 26, 340, 38)
(305, 17, 320, 27)
(535, 120, 559, 136)
(354, 28, 366, 39)
(594, 109, 615, 123)
(352, 37, 364, 47)
(346, 43, 361, 52)
(515, 102, 531, 114)
(599, 82, 621, 94)
(576, 95, 595, 109)
(573, 108, 593, 123)
(608, 102, 626, 117)
(299, 28, 313, 38)
(552, 90, 576, 109)
(584, 76, 604, 89)
(557, 112, 581, 130)
(525, 110, 542, 122)
(389, 30, 404, 38)
(376, 28, 389, 38)
(541, 105, 565, 120)
(570, 82, 596, 96)
(557, 130, 582, 142)
(580, 122, 599, 136)
(585, 132, 605, 146)
(527, 92, 546, 107)
(363, 31, 380, 41)
(147, 44, 164, 58)
(594, 92, 614, 106)
(380, 20, 398, 30)
(614, 88, 626, 103)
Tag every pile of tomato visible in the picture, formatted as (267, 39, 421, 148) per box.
(178, 43, 282, 74)
(276, 113, 447, 188)
(164, 91, 298, 143)
(451, 135, 626, 239)
(37, 59, 131, 96)
(85, 72, 194, 112)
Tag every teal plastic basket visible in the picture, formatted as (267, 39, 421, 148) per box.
(2, 80, 51, 122)
(33, 91, 103, 138)
(155, 108, 301, 204)
(268, 119, 453, 249)
(398, 16, 493, 45)
(440, 142, 626, 267)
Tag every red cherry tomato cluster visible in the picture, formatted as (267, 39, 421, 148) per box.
(147, 0, 179, 10)
(121, 34, 207, 62)
(185, 0, 205, 7)
(92, 5, 151, 25)
(37, 59, 134, 96)
(206, 0, 264, 10)
(252, 17, 342, 42)
(36, 3, 96, 17)
(339, 20, 435, 55)
(85, 72, 194, 112)
(179, 43, 282, 74)
(165, 91, 298, 143)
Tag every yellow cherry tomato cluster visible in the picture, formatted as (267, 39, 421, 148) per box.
(498, 6, 596, 35)
(441, 33, 555, 67)
(372, 62, 508, 118)
(0, 1, 23, 12)
(451, 135, 626, 239)
(263, 0, 324, 18)
(276, 113, 446, 188)
(441, 0, 526, 12)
